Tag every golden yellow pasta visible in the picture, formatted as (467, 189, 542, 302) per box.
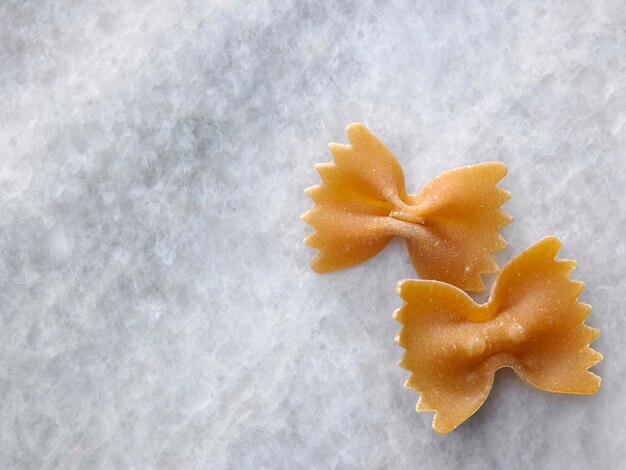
(302, 123, 511, 292)
(395, 237, 602, 434)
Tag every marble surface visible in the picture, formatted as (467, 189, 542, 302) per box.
(1, 1, 625, 468)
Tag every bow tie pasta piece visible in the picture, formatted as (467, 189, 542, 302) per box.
(301, 123, 511, 292)
(395, 237, 602, 434)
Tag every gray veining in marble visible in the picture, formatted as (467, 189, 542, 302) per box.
(1, 1, 625, 468)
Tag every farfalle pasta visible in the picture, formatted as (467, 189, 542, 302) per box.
(302, 123, 511, 291)
(395, 237, 602, 434)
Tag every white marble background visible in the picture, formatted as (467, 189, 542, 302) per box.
(1, 1, 625, 468)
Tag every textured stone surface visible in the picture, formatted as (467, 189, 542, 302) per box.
(0, 1, 624, 468)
